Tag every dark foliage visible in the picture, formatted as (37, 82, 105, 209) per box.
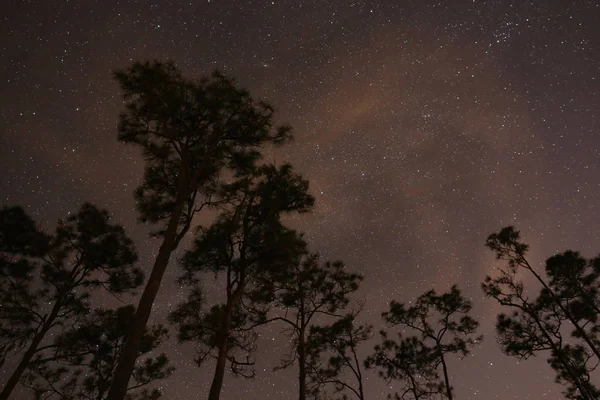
(170, 163, 313, 400)
(0, 204, 142, 400)
(483, 226, 600, 400)
(108, 60, 297, 400)
(306, 309, 372, 400)
(23, 306, 173, 400)
(254, 250, 363, 400)
(366, 285, 481, 400)
(113, 61, 293, 236)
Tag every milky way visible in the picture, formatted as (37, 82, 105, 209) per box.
(1, 1, 599, 399)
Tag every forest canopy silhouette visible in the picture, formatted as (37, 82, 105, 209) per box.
(1, 61, 599, 400)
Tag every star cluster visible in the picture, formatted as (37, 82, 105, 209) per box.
(1, 1, 599, 399)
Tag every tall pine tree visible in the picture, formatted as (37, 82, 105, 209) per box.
(107, 61, 294, 400)
(256, 252, 363, 400)
(170, 164, 313, 400)
(306, 309, 372, 400)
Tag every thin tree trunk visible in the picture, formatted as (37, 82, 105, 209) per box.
(357, 374, 365, 400)
(207, 264, 248, 400)
(208, 337, 229, 400)
(553, 349, 595, 400)
(408, 373, 422, 400)
(438, 351, 453, 400)
(0, 333, 46, 400)
(298, 328, 306, 400)
(0, 301, 62, 400)
(208, 300, 236, 400)
(107, 182, 189, 400)
(351, 344, 365, 400)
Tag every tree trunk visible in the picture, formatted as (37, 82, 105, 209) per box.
(0, 301, 62, 400)
(438, 350, 453, 400)
(553, 349, 595, 400)
(106, 185, 188, 400)
(298, 328, 306, 400)
(0, 333, 45, 400)
(208, 337, 229, 400)
(408, 373, 421, 400)
(358, 377, 365, 400)
(356, 365, 365, 400)
(351, 345, 365, 400)
(208, 300, 236, 400)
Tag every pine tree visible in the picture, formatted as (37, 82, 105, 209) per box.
(366, 335, 443, 400)
(169, 164, 313, 400)
(486, 227, 600, 359)
(306, 308, 372, 400)
(23, 306, 173, 400)
(483, 226, 600, 399)
(0, 204, 142, 400)
(367, 286, 480, 400)
(256, 252, 363, 400)
(106, 61, 294, 400)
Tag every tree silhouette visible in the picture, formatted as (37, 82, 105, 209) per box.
(366, 335, 444, 400)
(366, 285, 480, 400)
(305, 308, 372, 400)
(544, 251, 600, 347)
(23, 306, 173, 400)
(485, 227, 600, 359)
(483, 226, 600, 399)
(107, 61, 294, 400)
(255, 251, 363, 400)
(549, 344, 600, 400)
(492, 295, 598, 399)
(0, 206, 49, 369)
(169, 290, 258, 382)
(0, 204, 142, 400)
(169, 164, 313, 400)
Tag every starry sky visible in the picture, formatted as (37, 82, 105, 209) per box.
(1, 0, 599, 399)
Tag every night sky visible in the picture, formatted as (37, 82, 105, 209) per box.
(1, 1, 599, 399)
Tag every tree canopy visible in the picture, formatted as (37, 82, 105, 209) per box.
(484, 226, 600, 400)
(0, 204, 143, 400)
(107, 61, 298, 400)
(366, 285, 481, 400)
